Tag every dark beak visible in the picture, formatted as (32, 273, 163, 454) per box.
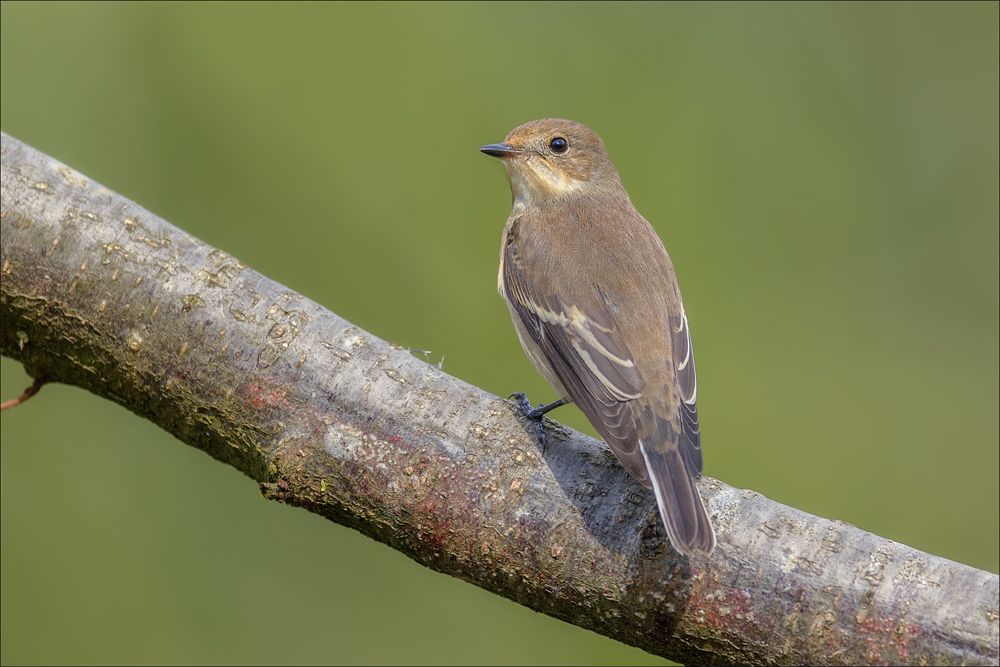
(479, 143, 523, 158)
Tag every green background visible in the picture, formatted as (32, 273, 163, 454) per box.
(2, 2, 997, 664)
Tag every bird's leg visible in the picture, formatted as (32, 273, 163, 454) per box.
(509, 393, 568, 452)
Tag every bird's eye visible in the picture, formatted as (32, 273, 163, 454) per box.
(549, 137, 568, 154)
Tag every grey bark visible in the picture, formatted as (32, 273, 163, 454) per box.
(2, 131, 997, 665)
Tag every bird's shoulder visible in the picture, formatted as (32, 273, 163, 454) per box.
(504, 197, 681, 329)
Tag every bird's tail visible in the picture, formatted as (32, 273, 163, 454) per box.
(638, 439, 716, 556)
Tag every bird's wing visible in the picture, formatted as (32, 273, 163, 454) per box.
(503, 241, 652, 483)
(502, 211, 714, 554)
(505, 261, 713, 552)
(668, 308, 703, 479)
(502, 219, 706, 479)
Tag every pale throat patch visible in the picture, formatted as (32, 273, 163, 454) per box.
(506, 158, 583, 209)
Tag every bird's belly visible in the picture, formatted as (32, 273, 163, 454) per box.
(507, 301, 572, 402)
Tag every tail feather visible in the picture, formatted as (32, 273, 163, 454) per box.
(639, 439, 716, 556)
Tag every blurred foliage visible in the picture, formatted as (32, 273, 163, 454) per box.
(2, 2, 997, 664)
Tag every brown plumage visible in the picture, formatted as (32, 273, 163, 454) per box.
(481, 119, 716, 556)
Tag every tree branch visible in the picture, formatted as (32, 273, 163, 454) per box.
(2, 132, 996, 665)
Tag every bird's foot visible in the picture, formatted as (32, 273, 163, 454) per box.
(508, 393, 567, 453)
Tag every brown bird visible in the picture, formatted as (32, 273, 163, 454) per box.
(480, 119, 716, 556)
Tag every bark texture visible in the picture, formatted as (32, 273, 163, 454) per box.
(2, 132, 997, 665)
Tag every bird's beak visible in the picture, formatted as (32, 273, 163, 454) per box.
(480, 143, 524, 159)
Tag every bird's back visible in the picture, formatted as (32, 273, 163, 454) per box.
(501, 193, 714, 554)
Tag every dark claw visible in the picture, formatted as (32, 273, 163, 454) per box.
(508, 393, 568, 454)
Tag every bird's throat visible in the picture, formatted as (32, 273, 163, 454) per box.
(505, 159, 582, 210)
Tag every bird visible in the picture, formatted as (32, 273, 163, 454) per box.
(480, 119, 716, 556)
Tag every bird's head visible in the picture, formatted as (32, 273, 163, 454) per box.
(480, 119, 623, 208)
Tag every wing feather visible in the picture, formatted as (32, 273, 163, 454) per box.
(669, 309, 703, 478)
(500, 207, 714, 555)
(504, 242, 650, 482)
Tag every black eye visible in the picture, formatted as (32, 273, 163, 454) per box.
(549, 137, 568, 154)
